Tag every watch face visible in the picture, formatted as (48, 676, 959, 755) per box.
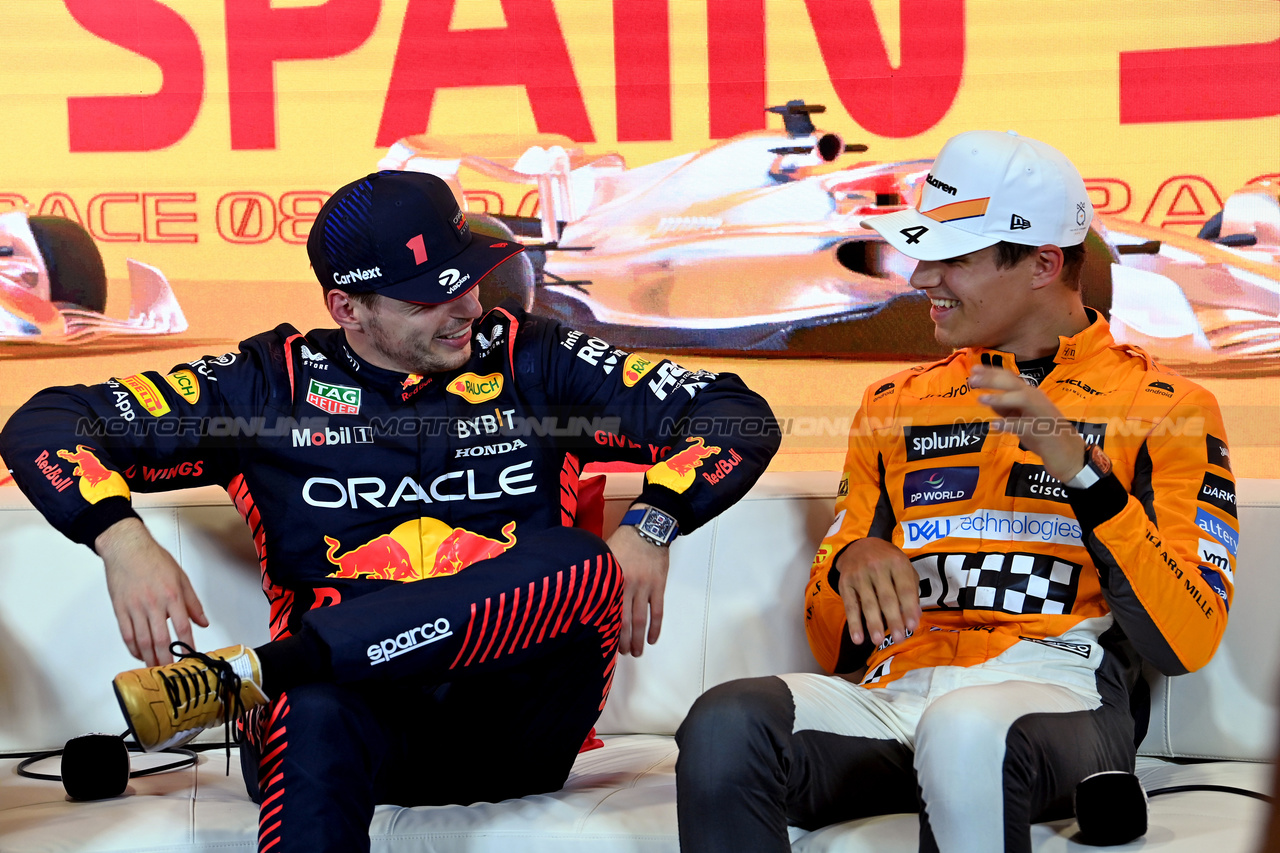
(641, 513, 675, 540)
(1088, 443, 1112, 476)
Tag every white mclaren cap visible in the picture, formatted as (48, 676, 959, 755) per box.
(862, 130, 1093, 261)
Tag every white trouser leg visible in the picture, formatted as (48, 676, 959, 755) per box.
(914, 679, 1098, 853)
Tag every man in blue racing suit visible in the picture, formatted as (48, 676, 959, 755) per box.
(0, 170, 780, 853)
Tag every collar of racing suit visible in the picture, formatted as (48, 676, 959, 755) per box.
(959, 306, 1112, 376)
(329, 330, 441, 406)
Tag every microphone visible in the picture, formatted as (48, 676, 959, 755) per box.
(1075, 770, 1149, 846)
(60, 734, 130, 801)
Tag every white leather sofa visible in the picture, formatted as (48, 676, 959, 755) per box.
(1, 472, 1275, 852)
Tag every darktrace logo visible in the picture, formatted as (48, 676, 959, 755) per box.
(903, 466, 978, 508)
(1146, 380, 1175, 397)
(1004, 462, 1070, 503)
(1199, 472, 1237, 518)
(874, 381, 895, 399)
(925, 173, 957, 195)
(904, 422, 989, 462)
(1207, 434, 1231, 472)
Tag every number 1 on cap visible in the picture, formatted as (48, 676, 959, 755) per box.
(406, 234, 427, 265)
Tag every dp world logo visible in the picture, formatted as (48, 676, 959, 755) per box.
(439, 268, 472, 293)
(926, 473, 944, 488)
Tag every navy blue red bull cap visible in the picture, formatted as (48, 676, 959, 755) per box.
(307, 170, 525, 304)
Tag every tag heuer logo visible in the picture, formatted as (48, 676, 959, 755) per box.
(306, 379, 361, 415)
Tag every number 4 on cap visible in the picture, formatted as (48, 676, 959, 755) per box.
(406, 234, 428, 265)
(900, 226, 929, 245)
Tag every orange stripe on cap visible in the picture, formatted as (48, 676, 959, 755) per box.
(921, 197, 990, 223)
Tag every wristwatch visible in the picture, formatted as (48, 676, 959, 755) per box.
(621, 506, 679, 547)
(1065, 444, 1112, 489)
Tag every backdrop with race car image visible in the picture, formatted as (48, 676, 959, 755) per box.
(0, 0, 1277, 478)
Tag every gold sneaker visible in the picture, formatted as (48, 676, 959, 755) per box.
(113, 643, 268, 752)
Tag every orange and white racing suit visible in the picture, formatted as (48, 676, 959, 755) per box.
(676, 310, 1238, 853)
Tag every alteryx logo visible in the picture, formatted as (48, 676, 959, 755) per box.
(903, 423, 989, 462)
(901, 510, 1082, 548)
(903, 467, 978, 507)
(1196, 508, 1238, 556)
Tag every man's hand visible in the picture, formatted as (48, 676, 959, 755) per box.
(95, 517, 209, 666)
(834, 537, 920, 647)
(606, 513, 671, 657)
(969, 365, 1088, 483)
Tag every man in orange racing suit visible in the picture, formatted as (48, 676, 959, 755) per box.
(0, 171, 780, 853)
(675, 131, 1238, 853)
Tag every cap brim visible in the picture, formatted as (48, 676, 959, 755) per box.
(376, 233, 526, 305)
(861, 208, 1000, 262)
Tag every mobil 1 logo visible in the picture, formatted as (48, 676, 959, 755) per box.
(904, 422, 989, 462)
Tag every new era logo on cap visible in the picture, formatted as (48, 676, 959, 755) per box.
(307, 171, 525, 305)
(860, 130, 1093, 261)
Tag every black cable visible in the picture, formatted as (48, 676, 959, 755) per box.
(1147, 784, 1274, 804)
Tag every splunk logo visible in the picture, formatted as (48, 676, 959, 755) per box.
(901, 510, 1082, 548)
(367, 617, 453, 665)
(903, 422, 989, 462)
(903, 466, 978, 507)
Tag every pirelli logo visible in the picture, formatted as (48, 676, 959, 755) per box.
(119, 374, 171, 417)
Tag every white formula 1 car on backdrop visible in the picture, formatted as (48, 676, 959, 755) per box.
(379, 102, 1280, 374)
(0, 210, 187, 346)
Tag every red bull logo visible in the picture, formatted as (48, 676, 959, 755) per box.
(401, 373, 424, 391)
(55, 445, 130, 504)
(645, 436, 721, 494)
(324, 534, 416, 581)
(324, 519, 518, 582)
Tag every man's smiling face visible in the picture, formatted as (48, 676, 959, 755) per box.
(908, 245, 1041, 353)
(358, 287, 482, 375)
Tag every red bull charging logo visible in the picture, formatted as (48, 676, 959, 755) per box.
(645, 436, 721, 494)
(324, 519, 518, 582)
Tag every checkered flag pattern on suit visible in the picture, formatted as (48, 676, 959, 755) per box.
(913, 552, 1082, 615)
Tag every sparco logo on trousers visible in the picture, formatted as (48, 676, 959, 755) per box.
(368, 618, 453, 665)
(904, 423, 989, 462)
